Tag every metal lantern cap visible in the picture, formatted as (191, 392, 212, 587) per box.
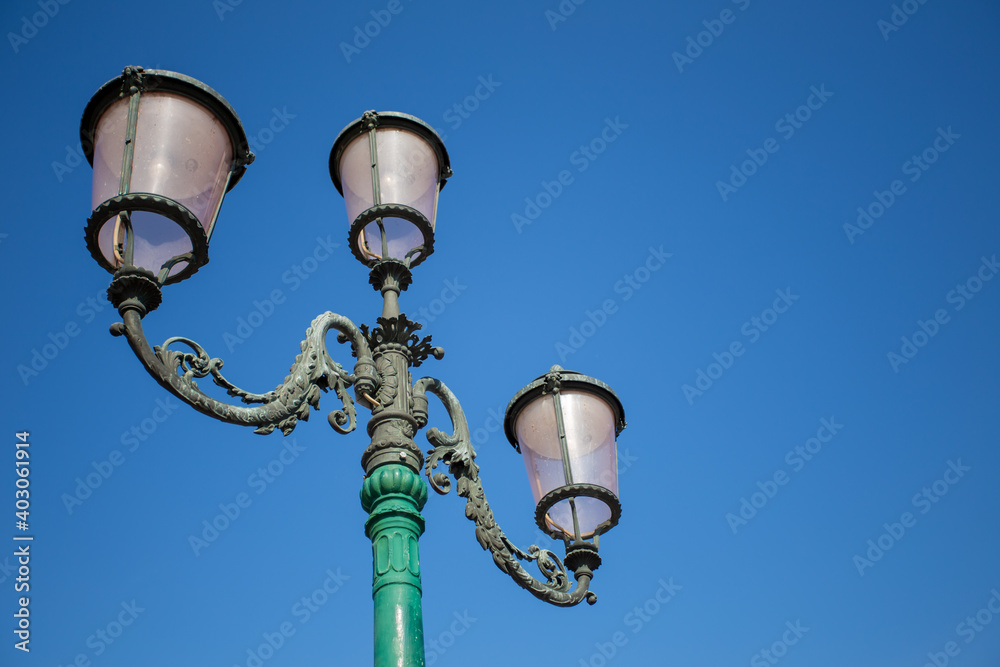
(80, 67, 253, 188)
(504, 366, 626, 452)
(328, 111, 452, 195)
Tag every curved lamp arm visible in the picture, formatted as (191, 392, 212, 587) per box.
(111, 308, 375, 436)
(412, 377, 598, 607)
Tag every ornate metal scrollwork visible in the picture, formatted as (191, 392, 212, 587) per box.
(361, 315, 444, 367)
(112, 308, 372, 436)
(413, 377, 598, 607)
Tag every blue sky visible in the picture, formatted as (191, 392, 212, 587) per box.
(3, 0, 1000, 665)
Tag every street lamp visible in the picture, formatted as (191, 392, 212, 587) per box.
(81, 66, 253, 286)
(505, 369, 625, 552)
(329, 110, 451, 269)
(80, 67, 627, 667)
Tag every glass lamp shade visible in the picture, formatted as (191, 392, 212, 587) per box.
(81, 67, 252, 284)
(329, 112, 451, 267)
(505, 368, 626, 541)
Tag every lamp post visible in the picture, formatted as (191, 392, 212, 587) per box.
(80, 66, 627, 667)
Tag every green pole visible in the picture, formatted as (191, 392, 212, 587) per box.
(361, 463, 429, 667)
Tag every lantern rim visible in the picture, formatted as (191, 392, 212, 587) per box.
(503, 365, 626, 453)
(328, 110, 452, 196)
(80, 67, 253, 191)
(534, 482, 622, 540)
(84, 193, 209, 285)
(348, 203, 435, 268)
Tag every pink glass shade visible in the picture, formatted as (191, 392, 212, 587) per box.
(337, 126, 442, 263)
(514, 390, 619, 539)
(90, 92, 234, 278)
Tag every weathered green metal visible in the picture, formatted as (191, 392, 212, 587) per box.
(415, 377, 600, 606)
(106, 266, 162, 315)
(118, 69, 141, 198)
(106, 272, 370, 436)
(103, 268, 612, 614)
(88, 84, 624, 665)
(359, 284, 431, 665)
(361, 465, 428, 667)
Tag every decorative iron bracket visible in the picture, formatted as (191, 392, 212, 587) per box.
(107, 271, 375, 436)
(413, 377, 598, 606)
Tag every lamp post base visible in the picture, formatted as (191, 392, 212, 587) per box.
(362, 464, 429, 667)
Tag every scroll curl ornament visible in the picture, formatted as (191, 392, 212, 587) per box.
(111, 309, 372, 436)
(413, 377, 597, 607)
